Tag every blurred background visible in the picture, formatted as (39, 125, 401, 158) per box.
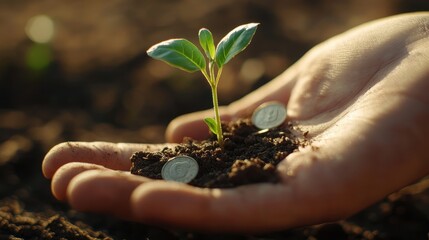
(1, 0, 429, 193)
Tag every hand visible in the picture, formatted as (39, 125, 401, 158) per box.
(42, 12, 429, 232)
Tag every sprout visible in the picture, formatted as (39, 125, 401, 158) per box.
(147, 23, 259, 146)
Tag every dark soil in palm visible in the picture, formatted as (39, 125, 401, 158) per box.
(130, 119, 299, 188)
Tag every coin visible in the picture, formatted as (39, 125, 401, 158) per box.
(251, 102, 287, 129)
(161, 156, 199, 183)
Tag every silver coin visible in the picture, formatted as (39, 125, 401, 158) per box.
(161, 156, 199, 183)
(251, 102, 287, 129)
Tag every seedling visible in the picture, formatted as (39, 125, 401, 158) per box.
(147, 23, 259, 146)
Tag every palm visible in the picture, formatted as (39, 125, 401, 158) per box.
(43, 12, 429, 232)
(267, 13, 429, 227)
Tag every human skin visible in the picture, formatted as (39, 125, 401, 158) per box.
(42, 12, 429, 232)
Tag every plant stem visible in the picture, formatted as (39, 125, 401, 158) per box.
(211, 84, 223, 146)
(203, 61, 224, 147)
(208, 61, 223, 146)
(201, 69, 210, 86)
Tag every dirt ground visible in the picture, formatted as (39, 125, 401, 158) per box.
(1, 0, 429, 239)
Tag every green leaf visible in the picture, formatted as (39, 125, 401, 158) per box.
(198, 28, 215, 59)
(204, 118, 218, 135)
(215, 23, 259, 67)
(147, 38, 206, 72)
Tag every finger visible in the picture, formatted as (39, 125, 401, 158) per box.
(131, 181, 323, 232)
(51, 162, 107, 201)
(166, 68, 299, 143)
(165, 107, 232, 143)
(42, 141, 175, 179)
(67, 169, 150, 221)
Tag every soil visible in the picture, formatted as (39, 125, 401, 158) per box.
(2, 185, 429, 240)
(1, 1, 429, 239)
(130, 119, 299, 188)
